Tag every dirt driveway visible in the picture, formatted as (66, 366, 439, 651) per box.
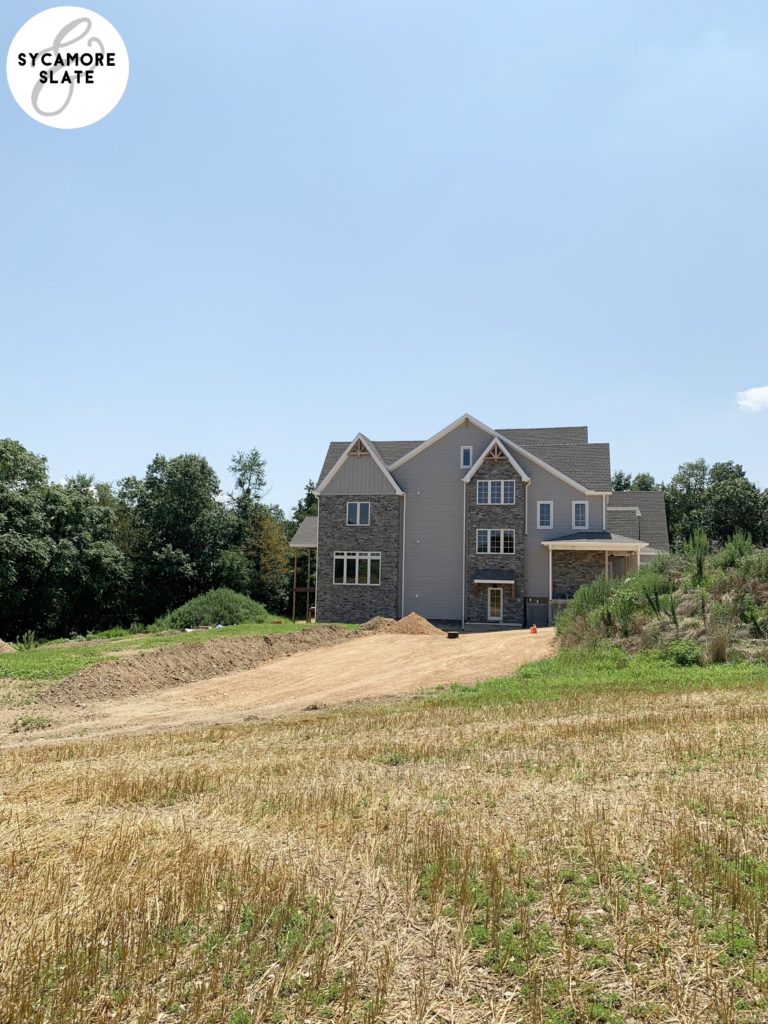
(6, 629, 556, 745)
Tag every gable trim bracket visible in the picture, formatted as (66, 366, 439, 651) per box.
(314, 433, 404, 496)
(462, 437, 531, 484)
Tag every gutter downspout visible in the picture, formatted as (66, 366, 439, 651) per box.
(461, 481, 466, 629)
(400, 491, 407, 618)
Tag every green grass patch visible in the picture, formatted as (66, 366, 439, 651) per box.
(0, 620, 320, 682)
(429, 644, 768, 709)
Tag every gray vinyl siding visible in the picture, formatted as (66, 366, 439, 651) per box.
(323, 455, 396, 495)
(393, 423, 493, 620)
(513, 451, 606, 598)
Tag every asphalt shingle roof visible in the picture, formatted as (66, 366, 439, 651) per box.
(608, 491, 670, 552)
(317, 440, 421, 483)
(318, 428, 609, 491)
(498, 426, 589, 446)
(506, 442, 612, 492)
(289, 515, 318, 549)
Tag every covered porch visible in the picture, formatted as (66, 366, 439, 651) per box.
(541, 532, 648, 625)
(288, 515, 318, 623)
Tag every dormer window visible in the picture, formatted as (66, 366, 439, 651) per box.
(460, 446, 473, 469)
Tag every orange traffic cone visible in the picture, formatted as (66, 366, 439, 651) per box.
(530, 624, 538, 635)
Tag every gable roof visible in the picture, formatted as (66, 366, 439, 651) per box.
(462, 438, 530, 483)
(316, 418, 610, 495)
(608, 491, 670, 552)
(315, 434, 404, 496)
(318, 440, 421, 482)
(388, 413, 497, 470)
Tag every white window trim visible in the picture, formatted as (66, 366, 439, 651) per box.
(537, 500, 554, 530)
(460, 445, 473, 469)
(572, 500, 589, 530)
(333, 551, 382, 586)
(475, 529, 515, 555)
(346, 501, 370, 526)
(476, 479, 516, 505)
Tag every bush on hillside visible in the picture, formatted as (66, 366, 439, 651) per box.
(154, 589, 269, 631)
(556, 534, 768, 666)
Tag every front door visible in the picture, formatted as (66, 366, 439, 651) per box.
(488, 587, 503, 622)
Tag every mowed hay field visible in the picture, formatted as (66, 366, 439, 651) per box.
(2, 659, 768, 1023)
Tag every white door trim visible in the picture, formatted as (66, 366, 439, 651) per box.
(488, 587, 503, 622)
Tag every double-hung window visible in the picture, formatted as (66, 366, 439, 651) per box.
(346, 501, 370, 526)
(476, 529, 515, 554)
(333, 551, 381, 585)
(537, 501, 553, 529)
(476, 480, 516, 505)
(572, 501, 588, 529)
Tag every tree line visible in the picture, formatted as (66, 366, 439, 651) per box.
(2, 437, 766, 640)
(0, 439, 317, 640)
(612, 459, 768, 547)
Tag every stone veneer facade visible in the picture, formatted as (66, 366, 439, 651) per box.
(315, 495, 401, 623)
(552, 551, 605, 599)
(464, 459, 526, 625)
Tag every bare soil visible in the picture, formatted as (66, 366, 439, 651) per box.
(1, 627, 556, 746)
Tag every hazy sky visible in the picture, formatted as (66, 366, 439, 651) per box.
(3, 0, 767, 510)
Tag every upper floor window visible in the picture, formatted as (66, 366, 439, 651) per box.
(461, 446, 473, 468)
(333, 551, 381, 585)
(572, 501, 588, 529)
(476, 529, 515, 554)
(347, 501, 370, 526)
(537, 501, 553, 529)
(477, 480, 516, 505)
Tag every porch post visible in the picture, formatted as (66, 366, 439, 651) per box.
(548, 547, 553, 600)
(291, 552, 298, 622)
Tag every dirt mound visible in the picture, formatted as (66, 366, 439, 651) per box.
(0, 640, 14, 655)
(43, 625, 353, 707)
(362, 613, 443, 636)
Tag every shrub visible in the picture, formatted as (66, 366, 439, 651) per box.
(660, 638, 702, 667)
(718, 530, 753, 569)
(16, 630, 39, 650)
(684, 529, 709, 585)
(154, 589, 269, 631)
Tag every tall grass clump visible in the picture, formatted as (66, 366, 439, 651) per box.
(683, 528, 710, 584)
(154, 588, 268, 630)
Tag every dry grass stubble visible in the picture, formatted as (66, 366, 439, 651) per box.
(2, 681, 768, 1022)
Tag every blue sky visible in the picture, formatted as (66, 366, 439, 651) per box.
(3, 1, 767, 511)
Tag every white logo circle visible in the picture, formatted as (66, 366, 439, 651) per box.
(6, 6, 129, 129)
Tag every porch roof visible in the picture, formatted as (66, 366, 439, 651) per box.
(473, 569, 516, 584)
(289, 515, 318, 549)
(542, 531, 648, 552)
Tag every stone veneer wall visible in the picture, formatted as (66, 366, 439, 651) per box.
(464, 461, 526, 624)
(316, 495, 401, 623)
(552, 551, 605, 599)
